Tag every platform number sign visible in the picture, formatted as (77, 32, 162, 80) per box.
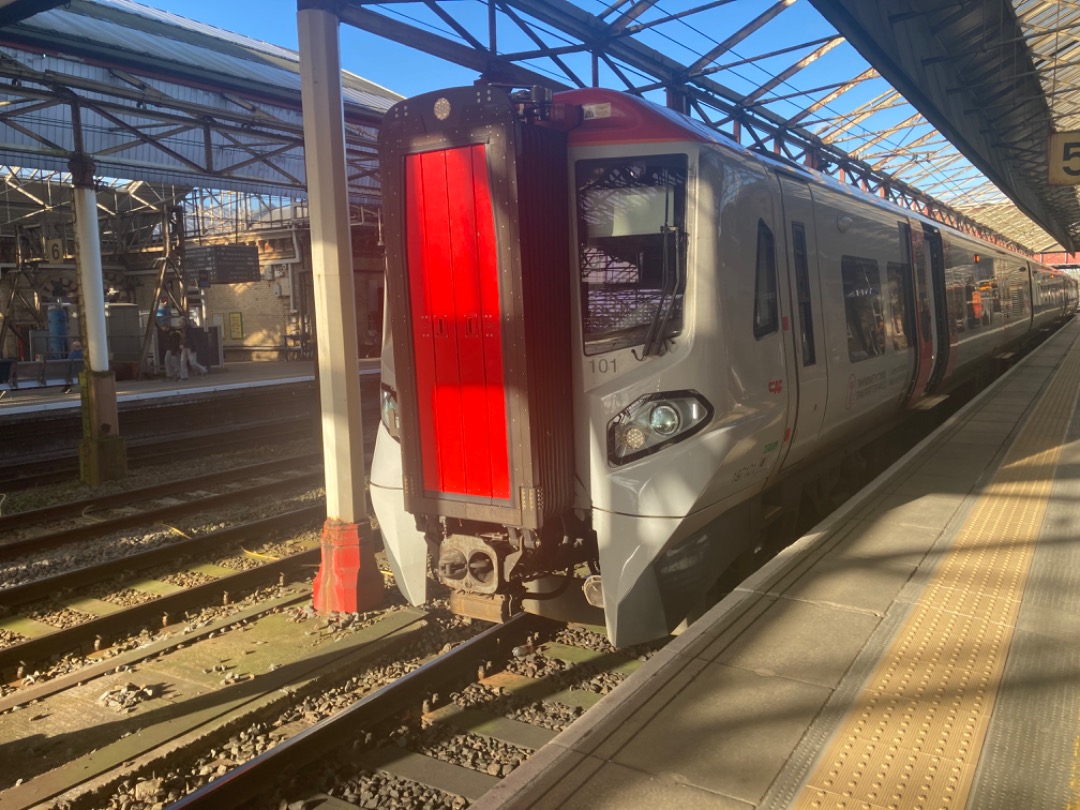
(1049, 132, 1080, 185)
(44, 238, 65, 262)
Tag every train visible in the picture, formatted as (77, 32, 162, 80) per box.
(369, 85, 1078, 647)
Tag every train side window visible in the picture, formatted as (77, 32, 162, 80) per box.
(753, 220, 778, 338)
(841, 255, 885, 362)
(886, 262, 912, 350)
(791, 222, 815, 364)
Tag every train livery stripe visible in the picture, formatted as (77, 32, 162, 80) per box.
(793, 335, 1080, 809)
(404, 146, 509, 499)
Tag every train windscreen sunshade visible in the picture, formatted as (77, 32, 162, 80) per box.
(404, 145, 510, 500)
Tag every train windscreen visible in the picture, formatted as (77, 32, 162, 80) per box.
(575, 154, 688, 356)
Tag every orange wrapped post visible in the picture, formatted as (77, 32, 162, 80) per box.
(312, 519, 384, 613)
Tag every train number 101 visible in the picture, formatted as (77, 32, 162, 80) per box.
(589, 358, 617, 374)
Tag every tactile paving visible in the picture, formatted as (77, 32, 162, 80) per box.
(791, 337, 1080, 810)
(964, 368, 1080, 808)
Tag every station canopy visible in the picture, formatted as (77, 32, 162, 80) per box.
(338, 0, 1080, 254)
(0, 0, 400, 209)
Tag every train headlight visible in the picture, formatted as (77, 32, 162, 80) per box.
(607, 390, 712, 465)
(623, 426, 647, 450)
(380, 384, 400, 441)
(649, 404, 680, 436)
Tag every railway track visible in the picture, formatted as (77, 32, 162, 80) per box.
(0, 452, 324, 555)
(172, 612, 556, 808)
(169, 614, 656, 809)
(2, 604, 657, 810)
(0, 460, 330, 680)
(0, 505, 325, 679)
(1, 416, 318, 490)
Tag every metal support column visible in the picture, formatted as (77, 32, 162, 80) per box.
(69, 153, 127, 485)
(297, 2, 383, 612)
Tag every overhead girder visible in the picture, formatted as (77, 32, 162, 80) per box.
(836, 112, 929, 156)
(865, 131, 948, 171)
(684, 0, 796, 77)
(340, 0, 1029, 252)
(812, 89, 903, 140)
(808, 0, 1079, 252)
(0, 6, 387, 203)
(737, 35, 843, 107)
(781, 66, 877, 127)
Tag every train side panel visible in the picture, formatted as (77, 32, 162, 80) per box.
(933, 233, 1022, 385)
(801, 182, 917, 451)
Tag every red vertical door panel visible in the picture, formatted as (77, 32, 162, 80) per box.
(404, 146, 509, 500)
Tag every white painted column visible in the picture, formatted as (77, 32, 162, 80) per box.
(70, 153, 126, 486)
(70, 156, 108, 372)
(298, 3, 383, 613)
(298, 5, 367, 523)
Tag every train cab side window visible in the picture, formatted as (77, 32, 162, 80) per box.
(576, 154, 688, 356)
(791, 222, 815, 364)
(841, 255, 885, 362)
(753, 220, 778, 338)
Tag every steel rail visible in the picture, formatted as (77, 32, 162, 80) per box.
(0, 504, 325, 612)
(2, 419, 318, 491)
(0, 452, 323, 534)
(0, 469, 324, 562)
(169, 612, 558, 809)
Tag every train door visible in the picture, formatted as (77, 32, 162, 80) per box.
(903, 224, 936, 404)
(923, 226, 952, 393)
(776, 174, 828, 469)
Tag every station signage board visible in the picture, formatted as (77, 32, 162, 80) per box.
(1048, 131, 1080, 185)
(183, 243, 261, 285)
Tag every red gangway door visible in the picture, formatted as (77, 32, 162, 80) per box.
(403, 145, 510, 502)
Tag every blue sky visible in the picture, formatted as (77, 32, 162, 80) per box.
(134, 0, 477, 97)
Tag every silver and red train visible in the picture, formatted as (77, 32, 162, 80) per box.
(370, 85, 1077, 647)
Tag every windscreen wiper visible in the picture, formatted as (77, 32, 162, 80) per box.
(637, 224, 683, 359)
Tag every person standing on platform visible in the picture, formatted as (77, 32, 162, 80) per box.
(164, 330, 182, 380)
(62, 340, 83, 394)
(179, 318, 208, 379)
(155, 295, 172, 370)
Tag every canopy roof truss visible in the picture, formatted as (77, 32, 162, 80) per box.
(0, 0, 396, 203)
(339, 0, 1071, 253)
(809, 0, 1080, 253)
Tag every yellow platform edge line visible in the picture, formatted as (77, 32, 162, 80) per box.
(794, 341, 1080, 810)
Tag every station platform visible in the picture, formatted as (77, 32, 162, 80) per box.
(481, 317, 1080, 810)
(0, 359, 379, 418)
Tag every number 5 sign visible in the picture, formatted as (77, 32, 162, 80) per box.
(1049, 132, 1080, 184)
